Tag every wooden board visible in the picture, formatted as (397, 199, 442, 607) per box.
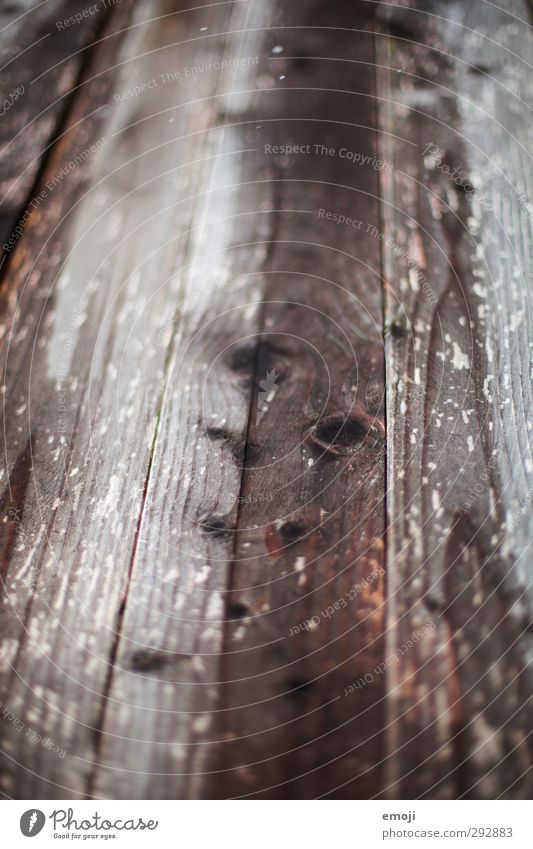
(377, 0, 533, 799)
(0, 0, 124, 262)
(208, 0, 387, 800)
(0, 0, 217, 798)
(0, 0, 532, 801)
(93, 0, 387, 802)
(91, 0, 273, 801)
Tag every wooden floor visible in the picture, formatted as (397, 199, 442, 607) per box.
(0, 0, 532, 799)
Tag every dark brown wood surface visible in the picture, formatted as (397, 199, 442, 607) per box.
(0, 0, 532, 800)
(210, 1, 387, 799)
(0, 0, 127, 261)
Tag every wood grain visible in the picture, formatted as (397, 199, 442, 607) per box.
(0, 0, 221, 798)
(376, 0, 533, 799)
(207, 0, 387, 800)
(0, 0, 124, 263)
(0, 0, 532, 801)
(91, 0, 273, 801)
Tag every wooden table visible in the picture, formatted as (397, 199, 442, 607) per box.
(0, 0, 532, 799)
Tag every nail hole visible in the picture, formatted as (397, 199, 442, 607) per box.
(206, 426, 231, 441)
(279, 520, 307, 542)
(315, 416, 367, 449)
(131, 650, 169, 673)
(131, 650, 192, 673)
(199, 513, 233, 537)
(227, 602, 249, 619)
(290, 54, 311, 70)
(389, 320, 407, 339)
(227, 343, 257, 372)
(286, 676, 314, 699)
(232, 440, 260, 465)
(424, 594, 441, 613)
(387, 19, 417, 40)
(470, 64, 491, 76)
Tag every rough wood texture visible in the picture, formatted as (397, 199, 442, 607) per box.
(0, 0, 121, 261)
(91, 0, 272, 801)
(0, 0, 532, 800)
(209, 0, 386, 800)
(0, 0, 169, 798)
(377, 0, 533, 798)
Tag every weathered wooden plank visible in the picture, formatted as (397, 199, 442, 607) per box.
(90, 0, 273, 800)
(0, 0, 122, 263)
(0, 0, 231, 798)
(2, 0, 532, 802)
(205, 0, 387, 799)
(376, 0, 533, 798)
(80, 0, 388, 801)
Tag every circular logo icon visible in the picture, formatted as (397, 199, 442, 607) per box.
(20, 810, 46, 837)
